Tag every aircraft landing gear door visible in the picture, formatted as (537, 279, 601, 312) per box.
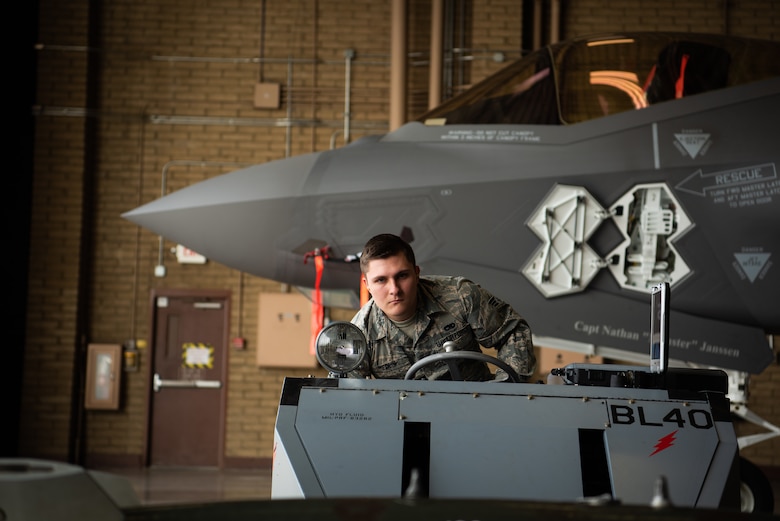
(149, 292, 229, 467)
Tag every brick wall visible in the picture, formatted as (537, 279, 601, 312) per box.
(20, 0, 91, 460)
(22, 0, 780, 469)
(737, 337, 780, 466)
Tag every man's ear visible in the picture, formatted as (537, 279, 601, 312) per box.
(360, 276, 371, 305)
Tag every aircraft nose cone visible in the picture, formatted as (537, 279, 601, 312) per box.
(122, 153, 321, 278)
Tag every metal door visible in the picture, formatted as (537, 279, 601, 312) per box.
(148, 291, 229, 466)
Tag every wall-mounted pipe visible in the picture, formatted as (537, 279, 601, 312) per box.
(310, 0, 319, 152)
(285, 57, 294, 157)
(390, 0, 407, 130)
(550, 0, 561, 43)
(428, 0, 443, 109)
(344, 49, 354, 144)
(533, 0, 543, 50)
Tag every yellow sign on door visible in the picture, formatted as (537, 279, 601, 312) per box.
(182, 342, 214, 368)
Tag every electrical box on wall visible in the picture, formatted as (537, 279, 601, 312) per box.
(254, 82, 280, 109)
(256, 292, 317, 368)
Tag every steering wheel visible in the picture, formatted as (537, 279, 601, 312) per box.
(403, 350, 522, 383)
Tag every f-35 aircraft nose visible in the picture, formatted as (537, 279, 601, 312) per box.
(122, 153, 323, 282)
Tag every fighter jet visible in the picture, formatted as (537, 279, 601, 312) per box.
(124, 32, 780, 374)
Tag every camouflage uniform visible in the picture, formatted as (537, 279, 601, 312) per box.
(348, 276, 535, 381)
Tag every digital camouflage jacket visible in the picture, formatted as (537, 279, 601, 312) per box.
(348, 276, 536, 381)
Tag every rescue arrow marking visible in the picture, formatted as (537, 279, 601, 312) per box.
(675, 163, 777, 196)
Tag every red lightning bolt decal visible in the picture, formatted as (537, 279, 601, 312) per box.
(650, 430, 678, 456)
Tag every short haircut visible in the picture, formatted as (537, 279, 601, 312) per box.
(359, 233, 416, 274)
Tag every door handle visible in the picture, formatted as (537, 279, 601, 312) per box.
(153, 373, 222, 392)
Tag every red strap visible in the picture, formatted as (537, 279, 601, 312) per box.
(675, 54, 690, 99)
(642, 65, 656, 92)
(310, 255, 324, 355)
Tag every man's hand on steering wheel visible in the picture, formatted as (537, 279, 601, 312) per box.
(403, 344, 522, 383)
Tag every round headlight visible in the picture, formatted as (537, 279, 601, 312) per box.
(314, 321, 368, 376)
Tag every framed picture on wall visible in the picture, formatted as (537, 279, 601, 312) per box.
(85, 344, 122, 410)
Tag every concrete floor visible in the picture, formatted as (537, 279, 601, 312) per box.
(103, 465, 272, 505)
(101, 465, 779, 515)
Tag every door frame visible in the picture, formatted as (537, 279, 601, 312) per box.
(142, 288, 231, 467)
